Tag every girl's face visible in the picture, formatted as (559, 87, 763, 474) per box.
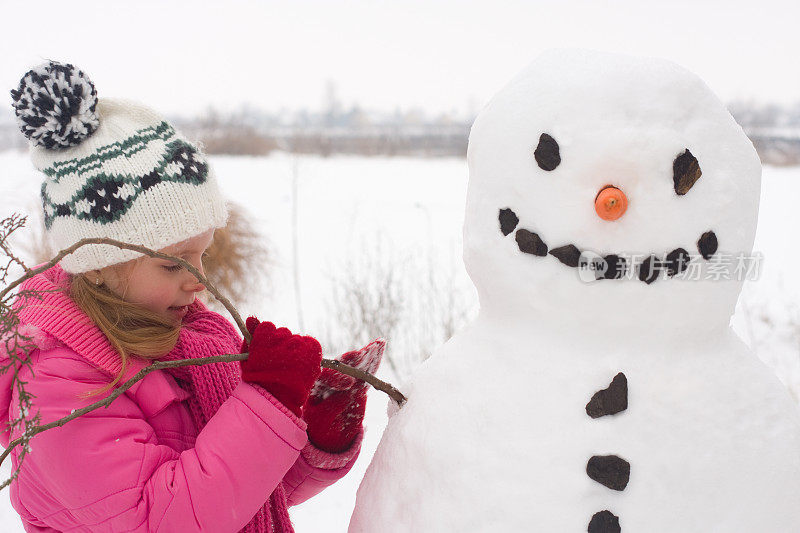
(95, 230, 215, 323)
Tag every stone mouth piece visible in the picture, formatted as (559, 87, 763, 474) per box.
(498, 207, 719, 284)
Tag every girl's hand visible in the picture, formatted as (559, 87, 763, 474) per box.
(240, 317, 322, 417)
(303, 339, 385, 453)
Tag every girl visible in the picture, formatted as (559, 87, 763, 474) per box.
(0, 61, 383, 532)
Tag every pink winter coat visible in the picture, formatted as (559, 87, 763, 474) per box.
(0, 267, 361, 532)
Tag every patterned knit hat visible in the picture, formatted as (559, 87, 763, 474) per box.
(10, 61, 228, 273)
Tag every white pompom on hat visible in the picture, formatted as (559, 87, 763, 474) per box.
(11, 61, 228, 273)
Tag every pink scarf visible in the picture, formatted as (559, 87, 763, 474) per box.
(15, 265, 293, 533)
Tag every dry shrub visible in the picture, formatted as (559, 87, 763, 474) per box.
(323, 237, 406, 377)
(197, 204, 271, 311)
(322, 234, 477, 381)
(198, 127, 279, 156)
(18, 207, 52, 267)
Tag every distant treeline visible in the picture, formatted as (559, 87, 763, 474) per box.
(1, 102, 799, 164)
(729, 101, 800, 166)
(182, 125, 470, 158)
(176, 103, 800, 165)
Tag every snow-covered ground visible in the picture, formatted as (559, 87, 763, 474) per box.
(0, 151, 797, 531)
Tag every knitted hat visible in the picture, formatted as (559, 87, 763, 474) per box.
(10, 61, 228, 273)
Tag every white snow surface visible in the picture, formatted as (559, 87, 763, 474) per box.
(351, 50, 800, 532)
(0, 151, 797, 529)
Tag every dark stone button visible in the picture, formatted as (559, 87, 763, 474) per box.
(588, 510, 621, 533)
(587, 455, 630, 491)
(586, 373, 628, 418)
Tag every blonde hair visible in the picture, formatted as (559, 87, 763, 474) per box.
(70, 274, 181, 398)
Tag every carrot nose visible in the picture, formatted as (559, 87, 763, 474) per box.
(595, 185, 628, 221)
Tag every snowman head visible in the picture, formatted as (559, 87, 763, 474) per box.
(463, 50, 761, 339)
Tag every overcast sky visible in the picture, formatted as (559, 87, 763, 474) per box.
(1, 0, 798, 119)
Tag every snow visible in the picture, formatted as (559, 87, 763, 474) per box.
(0, 145, 797, 530)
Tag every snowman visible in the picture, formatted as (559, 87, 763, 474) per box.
(350, 50, 800, 533)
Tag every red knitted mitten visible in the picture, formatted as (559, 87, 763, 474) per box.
(240, 317, 322, 417)
(303, 339, 385, 453)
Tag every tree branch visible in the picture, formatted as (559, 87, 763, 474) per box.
(0, 349, 406, 476)
(0, 234, 407, 475)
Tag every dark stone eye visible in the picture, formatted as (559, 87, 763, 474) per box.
(534, 133, 560, 171)
(673, 149, 702, 195)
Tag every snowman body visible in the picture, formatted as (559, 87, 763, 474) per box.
(352, 320, 800, 532)
(350, 50, 800, 532)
